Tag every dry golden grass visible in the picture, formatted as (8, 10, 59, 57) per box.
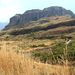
(0, 39, 53, 53)
(0, 45, 72, 75)
(0, 50, 36, 75)
(0, 15, 75, 75)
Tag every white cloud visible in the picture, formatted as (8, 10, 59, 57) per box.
(0, 0, 75, 22)
(0, 0, 24, 22)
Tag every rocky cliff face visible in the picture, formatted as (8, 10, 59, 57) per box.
(3, 6, 74, 30)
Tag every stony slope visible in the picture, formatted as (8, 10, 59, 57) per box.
(7, 19, 75, 36)
(3, 6, 74, 30)
(1, 20, 75, 40)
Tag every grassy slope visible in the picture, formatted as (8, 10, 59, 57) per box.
(0, 41, 73, 75)
(0, 15, 75, 75)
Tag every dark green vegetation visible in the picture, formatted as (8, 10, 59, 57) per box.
(8, 23, 54, 36)
(60, 35, 72, 39)
(25, 32, 35, 38)
(3, 20, 75, 36)
(0, 32, 6, 36)
(33, 52, 50, 63)
(33, 39, 75, 65)
(30, 44, 47, 48)
(34, 36, 58, 39)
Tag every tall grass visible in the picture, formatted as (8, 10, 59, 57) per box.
(0, 50, 36, 75)
(0, 49, 73, 75)
(0, 41, 74, 75)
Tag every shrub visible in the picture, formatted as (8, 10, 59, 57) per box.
(30, 44, 47, 48)
(0, 32, 6, 36)
(33, 52, 41, 57)
(33, 52, 50, 63)
(30, 45, 38, 48)
(61, 35, 72, 39)
(46, 23, 54, 26)
(40, 53, 50, 63)
(26, 32, 34, 38)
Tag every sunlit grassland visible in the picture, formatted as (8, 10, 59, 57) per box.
(0, 40, 73, 75)
(0, 38, 74, 75)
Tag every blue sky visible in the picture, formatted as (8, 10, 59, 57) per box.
(0, 0, 75, 22)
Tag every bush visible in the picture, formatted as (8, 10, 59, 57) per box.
(30, 45, 38, 48)
(32, 40, 75, 65)
(26, 32, 34, 38)
(40, 53, 50, 63)
(33, 52, 41, 57)
(38, 44, 47, 47)
(30, 44, 47, 48)
(61, 35, 72, 39)
(46, 23, 54, 26)
(0, 32, 6, 36)
(33, 52, 50, 63)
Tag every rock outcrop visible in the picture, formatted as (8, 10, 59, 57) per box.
(3, 6, 74, 30)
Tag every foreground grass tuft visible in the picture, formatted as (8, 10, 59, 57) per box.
(0, 49, 72, 75)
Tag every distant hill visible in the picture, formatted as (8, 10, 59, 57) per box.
(0, 22, 8, 31)
(1, 16, 75, 40)
(3, 6, 74, 30)
(6, 19, 75, 36)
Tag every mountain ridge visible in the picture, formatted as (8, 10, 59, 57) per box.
(3, 6, 74, 30)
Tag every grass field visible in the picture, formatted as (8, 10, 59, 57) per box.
(0, 38, 74, 75)
(0, 15, 75, 75)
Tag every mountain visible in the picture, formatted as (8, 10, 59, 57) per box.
(6, 19, 75, 36)
(1, 18, 75, 39)
(3, 6, 74, 30)
(0, 22, 8, 31)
